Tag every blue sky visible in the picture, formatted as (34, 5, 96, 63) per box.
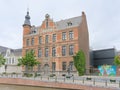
(0, 0, 120, 50)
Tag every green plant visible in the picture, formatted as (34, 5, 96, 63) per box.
(114, 55, 120, 66)
(49, 74, 56, 77)
(73, 50, 86, 76)
(86, 77, 91, 80)
(17, 50, 40, 71)
(0, 54, 6, 67)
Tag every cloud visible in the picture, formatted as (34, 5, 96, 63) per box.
(0, 0, 120, 50)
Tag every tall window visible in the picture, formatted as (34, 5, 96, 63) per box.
(38, 49, 42, 57)
(62, 32, 66, 40)
(45, 48, 49, 57)
(45, 35, 49, 43)
(52, 47, 56, 57)
(31, 38, 34, 45)
(12, 58, 14, 64)
(62, 46, 66, 56)
(62, 62, 66, 71)
(69, 45, 74, 55)
(69, 61, 73, 71)
(39, 36, 42, 44)
(52, 34, 56, 42)
(26, 39, 29, 46)
(69, 31, 74, 39)
(52, 62, 56, 71)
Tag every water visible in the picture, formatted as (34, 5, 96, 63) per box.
(0, 84, 67, 90)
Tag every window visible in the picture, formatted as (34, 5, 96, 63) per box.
(31, 38, 34, 45)
(69, 45, 74, 55)
(52, 34, 56, 42)
(62, 62, 66, 71)
(52, 47, 56, 57)
(39, 36, 42, 44)
(69, 61, 73, 71)
(69, 31, 74, 39)
(62, 32, 66, 40)
(26, 39, 29, 46)
(62, 46, 66, 56)
(45, 35, 49, 43)
(52, 62, 56, 71)
(67, 22, 72, 26)
(38, 49, 42, 57)
(12, 58, 14, 64)
(45, 48, 49, 57)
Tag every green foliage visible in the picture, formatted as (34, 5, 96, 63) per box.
(114, 55, 120, 66)
(17, 50, 40, 69)
(0, 54, 6, 67)
(73, 50, 86, 76)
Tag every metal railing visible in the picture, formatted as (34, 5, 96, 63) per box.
(0, 73, 120, 89)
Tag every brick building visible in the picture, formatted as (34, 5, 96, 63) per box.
(22, 11, 90, 74)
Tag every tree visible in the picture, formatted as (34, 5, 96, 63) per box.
(114, 55, 120, 66)
(18, 50, 40, 71)
(0, 54, 6, 67)
(73, 50, 86, 76)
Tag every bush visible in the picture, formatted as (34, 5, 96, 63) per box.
(34, 73, 41, 77)
(86, 77, 91, 80)
(110, 79, 116, 83)
(49, 74, 56, 77)
(24, 73, 33, 77)
(62, 74, 66, 77)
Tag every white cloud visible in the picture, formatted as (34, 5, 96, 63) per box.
(0, 0, 120, 50)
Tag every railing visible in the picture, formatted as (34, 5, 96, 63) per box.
(0, 73, 120, 89)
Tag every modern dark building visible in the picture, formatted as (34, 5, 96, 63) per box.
(91, 48, 116, 67)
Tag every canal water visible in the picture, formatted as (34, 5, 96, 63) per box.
(0, 84, 67, 90)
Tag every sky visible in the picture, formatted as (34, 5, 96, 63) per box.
(0, 0, 120, 50)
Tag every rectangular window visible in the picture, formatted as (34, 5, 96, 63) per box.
(69, 31, 74, 39)
(45, 48, 49, 57)
(26, 39, 29, 46)
(31, 38, 34, 45)
(62, 32, 66, 40)
(39, 36, 42, 44)
(12, 58, 14, 64)
(52, 47, 56, 57)
(62, 62, 66, 71)
(45, 35, 49, 43)
(62, 46, 66, 56)
(52, 62, 56, 71)
(69, 61, 73, 71)
(69, 45, 74, 55)
(52, 34, 56, 42)
(38, 49, 42, 57)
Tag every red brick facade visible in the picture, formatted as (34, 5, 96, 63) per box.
(22, 12, 90, 74)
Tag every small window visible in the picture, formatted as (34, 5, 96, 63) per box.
(52, 34, 56, 42)
(52, 47, 56, 57)
(45, 35, 49, 43)
(26, 39, 30, 46)
(45, 48, 49, 57)
(62, 46, 66, 56)
(31, 38, 34, 45)
(69, 61, 73, 71)
(62, 32, 66, 40)
(62, 62, 66, 71)
(69, 45, 74, 55)
(38, 49, 42, 57)
(67, 22, 72, 26)
(52, 62, 56, 71)
(69, 31, 74, 39)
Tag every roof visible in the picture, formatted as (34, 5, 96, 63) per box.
(0, 46, 9, 53)
(55, 16, 82, 30)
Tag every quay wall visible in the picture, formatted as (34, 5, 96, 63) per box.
(0, 78, 116, 90)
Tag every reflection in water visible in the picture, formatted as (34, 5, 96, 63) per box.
(0, 84, 67, 90)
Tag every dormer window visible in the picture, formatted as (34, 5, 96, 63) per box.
(67, 21, 72, 26)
